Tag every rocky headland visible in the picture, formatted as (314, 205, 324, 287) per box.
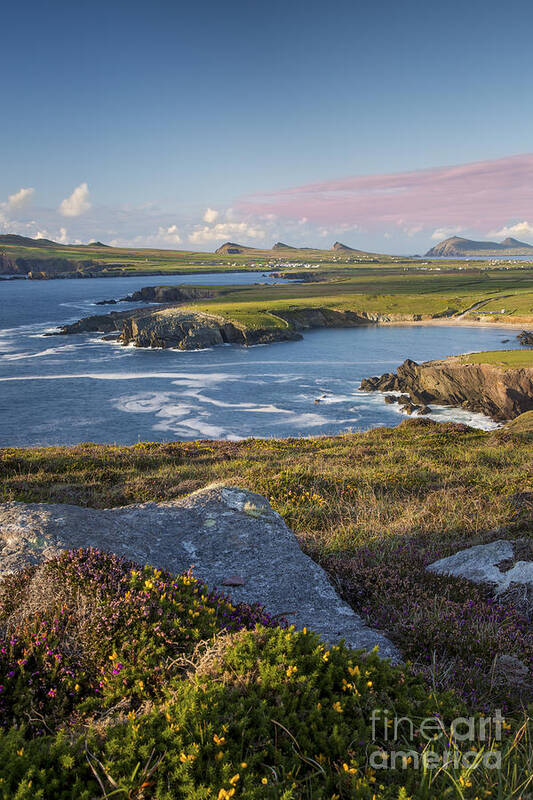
(426, 234, 533, 257)
(120, 308, 301, 349)
(361, 356, 533, 420)
(50, 298, 428, 351)
(51, 306, 302, 349)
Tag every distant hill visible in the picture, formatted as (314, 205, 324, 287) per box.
(426, 235, 533, 257)
(214, 242, 254, 255)
(272, 242, 296, 250)
(86, 241, 109, 247)
(331, 241, 373, 256)
(0, 234, 61, 248)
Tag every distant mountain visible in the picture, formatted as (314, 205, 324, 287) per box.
(0, 234, 61, 248)
(332, 241, 355, 251)
(426, 235, 533, 257)
(500, 237, 531, 248)
(214, 241, 254, 254)
(86, 241, 109, 247)
(272, 242, 296, 250)
(331, 241, 373, 256)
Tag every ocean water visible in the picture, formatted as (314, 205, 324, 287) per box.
(0, 274, 523, 446)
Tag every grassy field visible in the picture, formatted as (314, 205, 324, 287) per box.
(0, 240, 393, 275)
(4, 237, 533, 323)
(460, 349, 533, 368)
(3, 237, 533, 277)
(176, 266, 533, 325)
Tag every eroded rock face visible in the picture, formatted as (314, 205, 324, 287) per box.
(361, 357, 533, 420)
(0, 485, 399, 659)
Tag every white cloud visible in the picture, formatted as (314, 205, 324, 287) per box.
(111, 224, 182, 248)
(157, 224, 181, 244)
(431, 226, 464, 241)
(188, 221, 266, 245)
(59, 182, 91, 217)
(487, 220, 533, 241)
(203, 207, 219, 223)
(32, 227, 68, 242)
(7, 187, 35, 211)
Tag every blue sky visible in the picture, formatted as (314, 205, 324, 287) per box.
(2, 0, 533, 252)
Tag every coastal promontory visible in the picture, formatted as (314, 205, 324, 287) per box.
(361, 350, 533, 420)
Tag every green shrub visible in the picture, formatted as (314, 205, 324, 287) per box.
(0, 550, 530, 799)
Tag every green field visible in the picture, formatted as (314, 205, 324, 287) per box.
(460, 349, 533, 368)
(0, 240, 395, 275)
(176, 266, 533, 326)
(3, 237, 533, 324)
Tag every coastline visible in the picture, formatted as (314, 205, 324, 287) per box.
(380, 316, 531, 330)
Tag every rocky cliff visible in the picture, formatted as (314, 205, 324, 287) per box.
(96, 285, 217, 304)
(361, 357, 533, 420)
(273, 307, 373, 329)
(120, 308, 300, 349)
(52, 306, 301, 349)
(52, 304, 425, 349)
(0, 254, 94, 277)
(50, 309, 139, 335)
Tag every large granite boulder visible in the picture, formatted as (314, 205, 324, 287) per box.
(0, 485, 399, 660)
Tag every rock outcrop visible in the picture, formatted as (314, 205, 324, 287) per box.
(97, 286, 218, 304)
(51, 305, 301, 348)
(428, 538, 533, 620)
(0, 485, 399, 659)
(52, 302, 426, 350)
(120, 308, 300, 349)
(518, 330, 533, 346)
(49, 309, 140, 335)
(272, 307, 377, 330)
(271, 307, 420, 329)
(361, 357, 533, 421)
(428, 540, 533, 592)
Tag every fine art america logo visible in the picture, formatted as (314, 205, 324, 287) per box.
(369, 709, 508, 770)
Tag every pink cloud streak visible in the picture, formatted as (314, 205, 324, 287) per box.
(238, 154, 533, 232)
